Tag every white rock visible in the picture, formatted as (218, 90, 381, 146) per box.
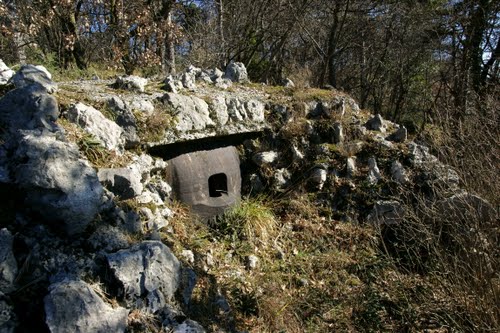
(310, 167, 327, 190)
(0, 59, 15, 85)
(346, 157, 357, 177)
(246, 255, 259, 270)
(225, 62, 249, 83)
(253, 151, 279, 166)
(114, 75, 148, 92)
(161, 93, 214, 132)
(181, 250, 195, 264)
(210, 96, 229, 125)
(67, 102, 125, 152)
(367, 157, 382, 184)
(391, 161, 408, 184)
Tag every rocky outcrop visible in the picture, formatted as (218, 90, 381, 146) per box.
(106, 241, 181, 309)
(10, 64, 57, 93)
(13, 130, 104, 235)
(98, 168, 143, 200)
(224, 62, 249, 83)
(160, 93, 214, 132)
(113, 75, 148, 93)
(67, 102, 125, 152)
(44, 279, 128, 333)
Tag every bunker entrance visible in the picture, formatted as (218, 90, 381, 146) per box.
(209, 173, 228, 197)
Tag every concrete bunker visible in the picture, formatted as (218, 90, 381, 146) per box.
(148, 131, 263, 218)
(166, 146, 241, 218)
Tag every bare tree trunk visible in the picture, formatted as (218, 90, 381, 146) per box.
(163, 9, 176, 75)
(217, 0, 226, 67)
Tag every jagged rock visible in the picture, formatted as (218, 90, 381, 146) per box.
(310, 167, 327, 190)
(244, 99, 266, 122)
(365, 114, 386, 132)
(97, 168, 143, 200)
(0, 59, 14, 85)
(106, 241, 181, 307)
(346, 157, 357, 177)
(160, 93, 214, 132)
(113, 75, 147, 92)
(196, 70, 213, 84)
(226, 97, 247, 121)
(391, 161, 408, 184)
(67, 102, 125, 152)
(44, 279, 128, 333)
(0, 85, 59, 135)
(246, 255, 259, 270)
(253, 151, 279, 166)
(164, 75, 183, 94)
(181, 66, 201, 89)
(274, 168, 291, 189)
(181, 250, 195, 264)
(87, 225, 131, 252)
(0, 229, 17, 294)
(0, 294, 16, 333)
(214, 77, 232, 89)
(208, 68, 224, 81)
(209, 96, 229, 125)
(140, 207, 171, 231)
(333, 122, 344, 143)
(13, 130, 103, 235)
(136, 190, 164, 206)
(435, 192, 496, 224)
(283, 78, 295, 88)
(249, 173, 265, 193)
(367, 200, 405, 225)
(387, 126, 407, 142)
(225, 62, 249, 83)
(408, 142, 438, 166)
(107, 96, 139, 149)
(129, 98, 155, 116)
(146, 179, 172, 201)
(367, 157, 382, 184)
(10, 64, 57, 93)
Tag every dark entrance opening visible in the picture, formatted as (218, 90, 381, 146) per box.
(209, 173, 228, 197)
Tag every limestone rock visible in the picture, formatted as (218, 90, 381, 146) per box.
(209, 96, 229, 125)
(44, 279, 128, 333)
(274, 168, 291, 189)
(365, 114, 386, 132)
(0, 85, 59, 134)
(106, 241, 181, 307)
(164, 75, 183, 94)
(97, 168, 143, 200)
(114, 75, 147, 92)
(310, 167, 328, 190)
(0, 59, 14, 85)
(391, 161, 408, 184)
(87, 225, 131, 252)
(387, 126, 407, 142)
(367, 157, 382, 184)
(435, 192, 496, 224)
(253, 151, 279, 166)
(367, 200, 405, 225)
(246, 255, 259, 270)
(10, 64, 57, 93)
(129, 98, 155, 116)
(160, 93, 214, 132)
(14, 131, 103, 235)
(107, 96, 139, 149)
(225, 62, 249, 83)
(346, 157, 357, 177)
(333, 122, 344, 144)
(0, 229, 17, 294)
(67, 102, 125, 152)
(244, 99, 265, 122)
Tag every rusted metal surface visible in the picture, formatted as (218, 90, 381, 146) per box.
(166, 146, 241, 218)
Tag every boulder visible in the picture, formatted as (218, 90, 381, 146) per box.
(87, 225, 131, 252)
(97, 168, 143, 199)
(391, 161, 408, 184)
(164, 75, 183, 94)
(107, 96, 140, 149)
(67, 102, 125, 152)
(209, 96, 229, 125)
(332, 122, 344, 144)
(14, 130, 104, 235)
(387, 126, 407, 143)
(10, 64, 57, 93)
(367, 200, 405, 225)
(0, 59, 14, 85)
(252, 151, 279, 166)
(346, 157, 357, 177)
(106, 241, 181, 307)
(160, 93, 214, 132)
(129, 98, 155, 116)
(244, 99, 265, 122)
(310, 167, 327, 190)
(367, 157, 382, 184)
(113, 75, 148, 92)
(365, 114, 386, 132)
(0, 229, 18, 294)
(224, 62, 249, 83)
(0, 85, 59, 135)
(44, 279, 128, 333)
